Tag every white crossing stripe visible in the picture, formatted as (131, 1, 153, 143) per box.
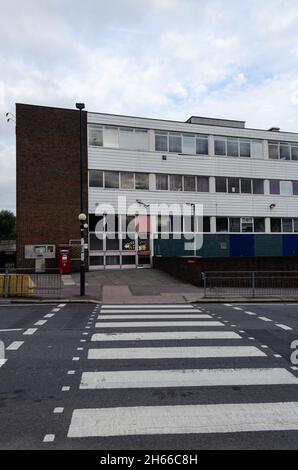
(276, 324, 293, 331)
(80, 368, 298, 390)
(7, 341, 24, 351)
(88, 346, 266, 360)
(34, 320, 47, 326)
(67, 402, 298, 437)
(259, 317, 272, 322)
(91, 331, 242, 342)
(95, 321, 224, 328)
(23, 328, 37, 336)
(44, 314, 55, 318)
(100, 309, 199, 314)
(0, 359, 7, 368)
(98, 314, 212, 320)
(101, 304, 195, 309)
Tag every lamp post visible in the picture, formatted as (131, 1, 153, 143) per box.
(76, 102, 86, 296)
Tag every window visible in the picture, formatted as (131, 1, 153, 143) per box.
(103, 127, 119, 148)
(229, 218, 240, 232)
(280, 180, 293, 196)
(215, 138, 226, 156)
(90, 256, 104, 266)
(158, 215, 171, 232)
(251, 141, 263, 159)
(134, 129, 149, 151)
(119, 127, 134, 149)
(252, 179, 264, 194)
(282, 218, 293, 232)
(228, 178, 240, 193)
(294, 219, 298, 232)
(227, 139, 239, 157)
(269, 142, 279, 160)
(120, 172, 134, 189)
(184, 175, 196, 191)
(155, 133, 168, 152)
(215, 177, 227, 192)
(240, 140, 251, 158)
(122, 237, 136, 251)
(271, 218, 281, 232)
(203, 217, 211, 233)
(270, 180, 280, 195)
(89, 214, 104, 232)
(293, 181, 298, 195)
(182, 134, 196, 154)
(121, 215, 136, 232)
(89, 125, 103, 147)
(89, 170, 103, 188)
(292, 146, 298, 160)
(122, 255, 136, 265)
(90, 234, 104, 251)
(106, 255, 120, 265)
(135, 173, 149, 190)
(216, 217, 228, 232)
(105, 171, 119, 189)
(196, 136, 208, 155)
(241, 179, 252, 194)
(197, 176, 209, 192)
(169, 174, 183, 191)
(254, 218, 265, 232)
(106, 235, 120, 251)
(169, 134, 182, 153)
(156, 174, 168, 190)
(241, 217, 253, 232)
(280, 144, 291, 160)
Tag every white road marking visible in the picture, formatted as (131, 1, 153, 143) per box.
(7, 341, 24, 351)
(101, 304, 194, 309)
(224, 304, 232, 306)
(245, 311, 257, 316)
(233, 307, 243, 311)
(51, 308, 61, 312)
(100, 309, 199, 314)
(62, 386, 70, 392)
(53, 408, 64, 414)
(276, 324, 293, 331)
(0, 329, 23, 332)
(44, 314, 55, 318)
(23, 328, 37, 336)
(88, 346, 266, 360)
(34, 320, 47, 326)
(91, 331, 242, 342)
(67, 371, 76, 375)
(274, 354, 282, 358)
(95, 321, 225, 328)
(43, 434, 55, 442)
(0, 359, 7, 368)
(291, 366, 298, 371)
(72, 357, 80, 361)
(80, 367, 298, 390)
(98, 314, 211, 320)
(58, 304, 66, 308)
(77, 347, 84, 351)
(67, 402, 298, 437)
(259, 317, 272, 322)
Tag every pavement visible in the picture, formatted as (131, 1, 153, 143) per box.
(0, 301, 298, 449)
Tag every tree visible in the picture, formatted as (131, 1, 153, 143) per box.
(0, 210, 16, 240)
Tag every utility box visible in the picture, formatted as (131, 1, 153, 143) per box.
(57, 244, 71, 274)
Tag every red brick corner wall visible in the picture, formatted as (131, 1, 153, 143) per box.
(16, 103, 88, 270)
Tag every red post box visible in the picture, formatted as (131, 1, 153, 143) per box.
(57, 244, 71, 274)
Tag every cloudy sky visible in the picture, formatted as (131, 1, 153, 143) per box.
(1, 0, 298, 212)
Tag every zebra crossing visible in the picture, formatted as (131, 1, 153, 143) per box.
(67, 303, 298, 443)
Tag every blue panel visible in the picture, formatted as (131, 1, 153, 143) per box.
(230, 234, 255, 257)
(282, 235, 298, 256)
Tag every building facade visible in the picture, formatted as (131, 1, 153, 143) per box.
(16, 103, 298, 272)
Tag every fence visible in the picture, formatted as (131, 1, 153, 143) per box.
(202, 271, 298, 298)
(0, 268, 62, 298)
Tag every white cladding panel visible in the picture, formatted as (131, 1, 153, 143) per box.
(88, 112, 298, 142)
(88, 188, 297, 217)
(88, 147, 298, 180)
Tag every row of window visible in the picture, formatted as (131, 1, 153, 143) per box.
(269, 180, 298, 196)
(268, 141, 298, 161)
(89, 170, 149, 190)
(88, 124, 298, 162)
(215, 177, 264, 194)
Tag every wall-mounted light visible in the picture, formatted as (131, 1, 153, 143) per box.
(270, 203, 276, 210)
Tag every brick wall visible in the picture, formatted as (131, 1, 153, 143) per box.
(16, 104, 88, 270)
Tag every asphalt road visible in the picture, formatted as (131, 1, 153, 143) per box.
(0, 301, 297, 450)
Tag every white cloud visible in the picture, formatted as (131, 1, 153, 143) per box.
(1, 0, 298, 211)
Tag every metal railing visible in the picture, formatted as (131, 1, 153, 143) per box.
(0, 268, 62, 298)
(202, 271, 298, 298)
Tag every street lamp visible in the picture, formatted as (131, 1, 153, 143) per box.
(76, 102, 86, 296)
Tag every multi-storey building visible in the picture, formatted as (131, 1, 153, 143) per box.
(16, 103, 298, 272)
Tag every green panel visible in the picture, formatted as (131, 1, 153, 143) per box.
(255, 234, 283, 257)
(197, 234, 230, 258)
(154, 236, 196, 257)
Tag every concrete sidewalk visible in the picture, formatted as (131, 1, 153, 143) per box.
(61, 268, 202, 304)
